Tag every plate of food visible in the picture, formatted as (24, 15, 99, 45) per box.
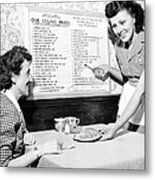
(73, 127, 103, 142)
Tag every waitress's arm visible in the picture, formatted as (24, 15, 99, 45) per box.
(102, 70, 145, 140)
(93, 64, 124, 84)
(109, 66, 125, 85)
(115, 70, 144, 129)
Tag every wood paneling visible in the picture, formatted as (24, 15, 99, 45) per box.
(19, 95, 120, 132)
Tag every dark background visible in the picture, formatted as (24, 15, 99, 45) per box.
(19, 95, 120, 132)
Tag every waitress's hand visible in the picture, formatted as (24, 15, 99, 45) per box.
(100, 123, 117, 141)
(93, 64, 110, 81)
(24, 133, 36, 145)
(101, 129, 115, 141)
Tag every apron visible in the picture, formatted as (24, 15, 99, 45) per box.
(117, 81, 145, 126)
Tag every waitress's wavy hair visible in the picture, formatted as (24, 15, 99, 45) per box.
(0, 46, 32, 91)
(105, 1, 145, 43)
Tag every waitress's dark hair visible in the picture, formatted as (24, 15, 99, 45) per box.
(0, 46, 32, 90)
(105, 1, 145, 34)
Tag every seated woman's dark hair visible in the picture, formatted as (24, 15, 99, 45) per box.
(0, 46, 32, 90)
(105, 1, 145, 34)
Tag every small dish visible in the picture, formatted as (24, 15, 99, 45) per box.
(73, 127, 103, 142)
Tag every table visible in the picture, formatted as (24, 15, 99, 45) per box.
(31, 125, 145, 170)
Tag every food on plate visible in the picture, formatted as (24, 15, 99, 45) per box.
(73, 127, 102, 142)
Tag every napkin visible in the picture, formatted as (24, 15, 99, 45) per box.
(56, 133, 76, 151)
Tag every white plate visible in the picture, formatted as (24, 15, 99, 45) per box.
(73, 128, 103, 142)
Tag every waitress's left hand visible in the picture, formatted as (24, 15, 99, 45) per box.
(100, 130, 115, 141)
(24, 133, 36, 145)
(100, 124, 117, 141)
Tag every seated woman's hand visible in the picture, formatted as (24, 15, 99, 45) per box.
(93, 64, 110, 81)
(24, 133, 36, 145)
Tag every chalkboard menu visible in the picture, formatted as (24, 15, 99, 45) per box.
(28, 7, 110, 99)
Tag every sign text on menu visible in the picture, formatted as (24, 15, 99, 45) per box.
(29, 8, 110, 99)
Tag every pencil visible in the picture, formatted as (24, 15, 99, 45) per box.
(84, 64, 94, 71)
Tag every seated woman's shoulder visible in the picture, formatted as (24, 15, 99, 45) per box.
(0, 92, 17, 115)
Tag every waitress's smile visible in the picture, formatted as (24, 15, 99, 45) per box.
(110, 9, 135, 43)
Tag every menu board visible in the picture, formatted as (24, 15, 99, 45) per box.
(28, 7, 110, 99)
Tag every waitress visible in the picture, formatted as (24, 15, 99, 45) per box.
(94, 1, 145, 129)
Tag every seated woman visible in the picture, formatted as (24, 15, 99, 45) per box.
(0, 46, 60, 167)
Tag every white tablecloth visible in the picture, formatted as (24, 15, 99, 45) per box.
(31, 125, 145, 170)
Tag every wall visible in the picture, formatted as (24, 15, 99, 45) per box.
(1, 2, 121, 131)
(19, 95, 120, 131)
(0, 2, 122, 94)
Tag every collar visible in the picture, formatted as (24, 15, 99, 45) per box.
(4, 90, 21, 113)
(115, 31, 144, 61)
(116, 31, 144, 49)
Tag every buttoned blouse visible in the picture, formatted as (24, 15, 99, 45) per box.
(0, 92, 27, 167)
(115, 31, 144, 85)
